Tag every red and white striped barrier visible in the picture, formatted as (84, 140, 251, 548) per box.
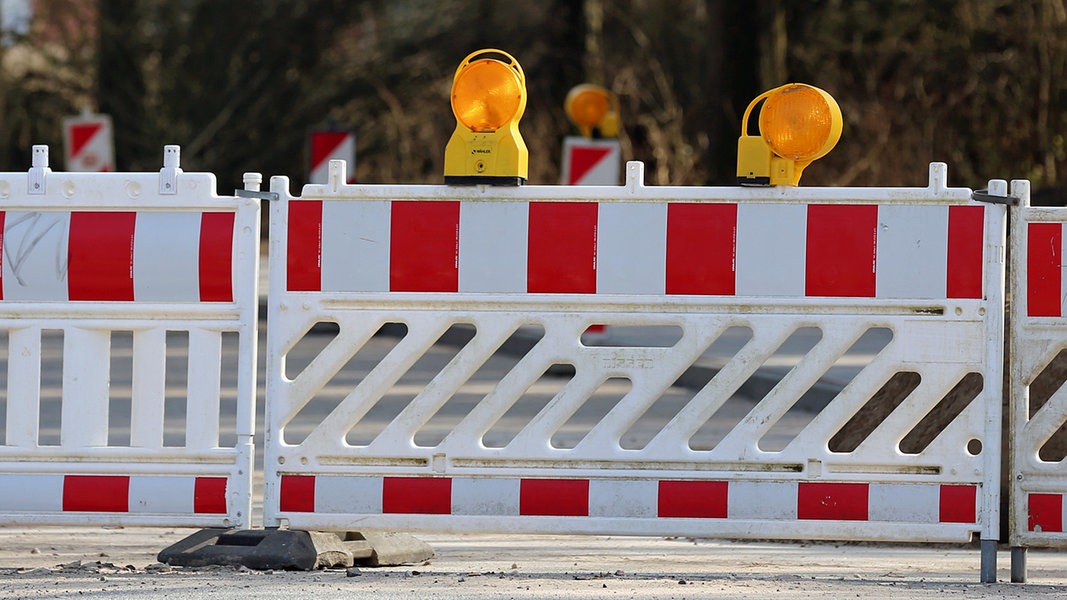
(0, 145, 260, 529)
(285, 197, 983, 299)
(0, 474, 228, 516)
(277, 475, 978, 537)
(1008, 179, 1067, 580)
(264, 159, 1005, 577)
(0, 210, 235, 302)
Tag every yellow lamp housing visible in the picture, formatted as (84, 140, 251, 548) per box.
(736, 83, 842, 186)
(564, 84, 620, 139)
(444, 49, 528, 185)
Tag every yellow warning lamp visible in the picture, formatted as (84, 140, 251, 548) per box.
(444, 49, 528, 185)
(736, 83, 842, 186)
(564, 84, 620, 138)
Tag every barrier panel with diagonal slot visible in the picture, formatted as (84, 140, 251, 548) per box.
(0, 146, 260, 529)
(1007, 178, 1067, 581)
(263, 160, 1005, 578)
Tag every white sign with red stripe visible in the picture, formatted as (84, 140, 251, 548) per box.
(62, 113, 114, 172)
(560, 137, 620, 185)
(309, 129, 355, 184)
(264, 160, 1005, 555)
(0, 146, 260, 529)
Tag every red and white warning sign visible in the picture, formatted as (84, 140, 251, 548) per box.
(309, 129, 356, 185)
(560, 137, 621, 185)
(62, 113, 114, 172)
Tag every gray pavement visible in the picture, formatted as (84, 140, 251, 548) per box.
(0, 527, 1065, 597)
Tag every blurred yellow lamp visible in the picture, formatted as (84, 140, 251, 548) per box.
(444, 49, 528, 185)
(564, 84, 619, 138)
(736, 83, 842, 186)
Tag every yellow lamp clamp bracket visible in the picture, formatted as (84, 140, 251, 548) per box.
(444, 49, 528, 185)
(736, 83, 842, 186)
(564, 84, 620, 139)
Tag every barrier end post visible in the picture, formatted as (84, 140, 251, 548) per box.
(29, 145, 50, 194)
(625, 161, 644, 193)
(927, 162, 948, 194)
(160, 145, 183, 195)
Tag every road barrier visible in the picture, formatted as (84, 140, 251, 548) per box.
(1008, 178, 1067, 581)
(0, 146, 260, 528)
(263, 160, 1006, 579)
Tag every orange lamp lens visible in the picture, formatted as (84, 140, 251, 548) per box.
(567, 89, 611, 130)
(759, 84, 837, 160)
(451, 59, 522, 133)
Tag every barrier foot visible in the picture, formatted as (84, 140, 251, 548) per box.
(158, 529, 433, 571)
(1010, 546, 1027, 583)
(980, 539, 997, 583)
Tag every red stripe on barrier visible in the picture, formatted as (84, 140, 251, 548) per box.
(665, 204, 736, 295)
(199, 212, 235, 302)
(382, 477, 452, 514)
(797, 482, 869, 521)
(389, 201, 459, 292)
(520, 479, 589, 516)
(1027, 222, 1063, 317)
(279, 475, 316, 513)
(658, 480, 728, 518)
(1028, 493, 1063, 532)
(194, 477, 228, 514)
(63, 475, 129, 512)
(68, 212, 136, 301)
(527, 203, 597, 293)
(947, 205, 985, 299)
(287, 201, 322, 292)
(938, 484, 977, 523)
(805, 205, 877, 297)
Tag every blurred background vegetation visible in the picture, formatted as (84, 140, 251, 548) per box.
(1, 0, 1065, 195)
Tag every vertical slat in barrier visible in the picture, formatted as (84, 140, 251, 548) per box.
(186, 329, 222, 451)
(60, 327, 111, 448)
(129, 328, 167, 449)
(6, 326, 42, 448)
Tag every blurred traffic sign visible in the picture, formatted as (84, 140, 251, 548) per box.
(309, 129, 355, 184)
(560, 137, 621, 185)
(62, 113, 114, 172)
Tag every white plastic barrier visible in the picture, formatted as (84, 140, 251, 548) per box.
(0, 146, 260, 528)
(1007, 178, 1067, 581)
(264, 161, 1005, 578)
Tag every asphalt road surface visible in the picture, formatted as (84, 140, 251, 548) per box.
(0, 528, 1066, 598)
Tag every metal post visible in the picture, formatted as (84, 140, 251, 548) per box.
(981, 539, 998, 583)
(1011, 546, 1026, 583)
